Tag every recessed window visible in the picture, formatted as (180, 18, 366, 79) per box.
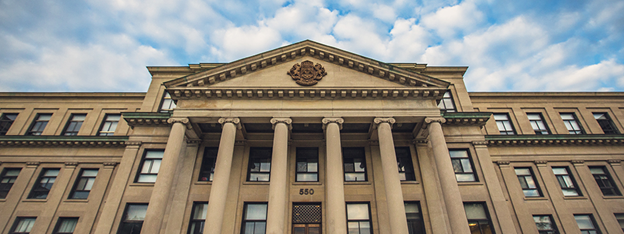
(27, 113, 52, 135)
(136, 150, 164, 183)
(10, 217, 36, 234)
(574, 214, 601, 234)
(494, 113, 515, 135)
(247, 147, 272, 182)
(160, 92, 177, 112)
(515, 168, 541, 197)
(28, 168, 60, 199)
(0, 113, 18, 135)
(98, 114, 121, 136)
(438, 91, 456, 112)
(560, 113, 584, 134)
(589, 167, 621, 196)
(53, 217, 78, 234)
(552, 167, 581, 196)
(343, 147, 367, 182)
(533, 215, 558, 234)
(593, 113, 619, 134)
(396, 147, 415, 181)
(118, 204, 148, 234)
(62, 114, 86, 136)
(296, 147, 319, 182)
(450, 149, 477, 182)
(241, 203, 267, 234)
(527, 113, 550, 135)
(615, 213, 624, 232)
(199, 147, 218, 182)
(70, 169, 98, 199)
(464, 203, 493, 234)
(346, 203, 371, 234)
(0, 168, 21, 199)
(405, 202, 425, 234)
(188, 202, 208, 234)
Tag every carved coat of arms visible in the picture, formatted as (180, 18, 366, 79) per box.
(287, 60, 327, 86)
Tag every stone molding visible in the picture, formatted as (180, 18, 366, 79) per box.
(496, 161, 510, 165)
(126, 141, 142, 146)
(373, 117, 396, 129)
(487, 138, 624, 146)
(608, 159, 621, 164)
(572, 160, 585, 165)
(0, 137, 130, 148)
(103, 162, 118, 167)
(270, 118, 293, 130)
(424, 117, 446, 124)
(472, 141, 489, 146)
(27, 161, 40, 167)
(186, 139, 202, 144)
(65, 162, 78, 167)
(413, 139, 428, 145)
(321, 118, 344, 130)
(218, 117, 242, 129)
(534, 160, 548, 166)
(170, 88, 446, 100)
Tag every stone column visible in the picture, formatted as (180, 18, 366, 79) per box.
(266, 118, 292, 234)
(322, 118, 347, 234)
(374, 117, 409, 234)
(204, 118, 241, 234)
(141, 118, 188, 234)
(415, 141, 451, 234)
(426, 117, 470, 234)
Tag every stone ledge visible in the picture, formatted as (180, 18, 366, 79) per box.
(442, 112, 492, 126)
(0, 136, 129, 147)
(123, 112, 171, 127)
(486, 134, 624, 146)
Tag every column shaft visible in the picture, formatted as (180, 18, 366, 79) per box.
(324, 119, 347, 234)
(266, 119, 291, 234)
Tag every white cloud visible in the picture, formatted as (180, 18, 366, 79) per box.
(421, 0, 485, 38)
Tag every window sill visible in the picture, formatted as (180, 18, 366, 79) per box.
(602, 195, 624, 200)
(401, 181, 420, 185)
(195, 181, 212, 185)
(563, 196, 587, 200)
(23, 199, 48, 202)
(293, 181, 322, 185)
(524, 197, 549, 201)
(344, 181, 372, 185)
(130, 183, 155, 187)
(457, 182, 483, 186)
(242, 181, 270, 185)
(65, 199, 89, 203)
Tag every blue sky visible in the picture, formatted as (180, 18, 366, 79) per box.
(1, 0, 623, 92)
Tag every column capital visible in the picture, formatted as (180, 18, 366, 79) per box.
(218, 117, 242, 129)
(425, 117, 446, 124)
(373, 117, 396, 129)
(270, 117, 292, 130)
(322, 118, 344, 130)
(167, 117, 189, 124)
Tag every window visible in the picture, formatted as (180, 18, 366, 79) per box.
(575, 214, 600, 234)
(343, 147, 367, 182)
(28, 168, 60, 199)
(533, 215, 558, 234)
(0, 168, 21, 199)
(405, 202, 425, 234)
(118, 204, 148, 234)
(450, 149, 477, 182)
(515, 168, 541, 197)
(199, 147, 218, 182)
(10, 217, 36, 234)
(98, 114, 121, 136)
(188, 202, 208, 234)
(241, 203, 267, 234)
(292, 203, 321, 234)
(396, 147, 415, 181)
(62, 114, 86, 136)
(296, 147, 319, 182)
(347, 203, 371, 234)
(593, 113, 618, 134)
(0, 113, 18, 135)
(137, 150, 164, 183)
(552, 167, 581, 196)
(53, 218, 78, 234)
(247, 147, 272, 182)
(27, 113, 52, 135)
(160, 92, 177, 112)
(589, 167, 621, 196)
(494, 113, 515, 135)
(70, 169, 98, 199)
(527, 113, 550, 135)
(464, 203, 493, 234)
(560, 113, 584, 134)
(438, 91, 456, 112)
(615, 213, 624, 232)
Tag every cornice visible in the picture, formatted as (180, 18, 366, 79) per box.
(486, 134, 624, 146)
(0, 136, 129, 147)
(442, 112, 492, 126)
(123, 112, 172, 127)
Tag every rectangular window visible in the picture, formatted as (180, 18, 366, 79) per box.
(28, 168, 60, 199)
(0, 168, 21, 199)
(69, 169, 98, 199)
(533, 215, 558, 234)
(241, 203, 268, 234)
(590, 167, 621, 196)
(27, 113, 52, 135)
(0, 113, 18, 135)
(62, 114, 86, 136)
(575, 214, 601, 234)
(98, 114, 121, 136)
(527, 113, 550, 135)
(199, 147, 218, 182)
(515, 168, 542, 197)
(615, 213, 624, 232)
(10, 217, 36, 234)
(118, 204, 148, 234)
(464, 203, 494, 234)
(593, 113, 619, 134)
(552, 167, 581, 196)
(347, 203, 371, 234)
(247, 147, 272, 182)
(188, 202, 208, 234)
(137, 150, 164, 183)
(292, 203, 321, 234)
(53, 217, 78, 234)
(396, 147, 415, 181)
(296, 147, 319, 182)
(343, 147, 367, 182)
(438, 91, 456, 112)
(405, 202, 425, 234)
(160, 92, 177, 112)
(450, 149, 477, 182)
(560, 113, 584, 134)
(494, 113, 515, 135)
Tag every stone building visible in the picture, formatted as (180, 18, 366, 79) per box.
(0, 40, 623, 234)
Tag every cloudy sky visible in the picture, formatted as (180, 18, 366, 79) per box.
(1, 0, 623, 92)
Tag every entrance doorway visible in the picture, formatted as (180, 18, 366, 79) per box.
(292, 203, 321, 234)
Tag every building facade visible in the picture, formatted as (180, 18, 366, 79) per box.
(0, 40, 623, 234)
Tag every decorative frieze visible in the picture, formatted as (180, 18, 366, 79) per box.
(0, 136, 129, 148)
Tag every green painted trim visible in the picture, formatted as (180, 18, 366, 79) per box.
(443, 112, 493, 119)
